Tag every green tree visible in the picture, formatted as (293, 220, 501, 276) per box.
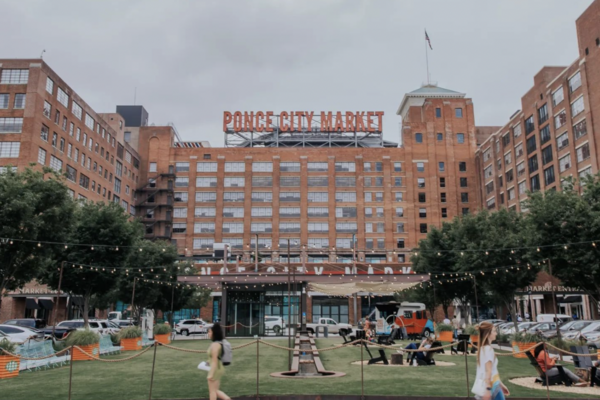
(525, 174, 600, 305)
(0, 167, 75, 319)
(42, 201, 142, 327)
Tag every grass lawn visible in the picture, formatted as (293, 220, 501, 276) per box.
(0, 338, 593, 399)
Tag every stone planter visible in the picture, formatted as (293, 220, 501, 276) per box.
(437, 331, 453, 342)
(0, 355, 20, 379)
(511, 341, 536, 359)
(154, 334, 171, 345)
(121, 337, 142, 351)
(72, 344, 100, 361)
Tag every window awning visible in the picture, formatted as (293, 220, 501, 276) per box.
(38, 299, 54, 310)
(26, 298, 41, 310)
(558, 295, 583, 304)
(308, 281, 419, 296)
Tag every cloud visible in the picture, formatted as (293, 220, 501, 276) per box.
(0, 0, 592, 144)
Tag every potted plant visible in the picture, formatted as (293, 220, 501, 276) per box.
(463, 325, 479, 344)
(548, 338, 579, 356)
(119, 326, 143, 351)
(435, 323, 454, 342)
(495, 333, 511, 347)
(66, 330, 100, 361)
(511, 332, 539, 359)
(0, 339, 20, 379)
(153, 323, 172, 345)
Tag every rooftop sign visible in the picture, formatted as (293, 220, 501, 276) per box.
(223, 111, 384, 133)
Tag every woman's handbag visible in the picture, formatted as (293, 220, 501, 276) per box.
(472, 378, 487, 397)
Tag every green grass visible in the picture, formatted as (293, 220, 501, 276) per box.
(0, 338, 592, 399)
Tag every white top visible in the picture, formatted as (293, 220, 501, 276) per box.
(443, 318, 451, 324)
(477, 345, 499, 383)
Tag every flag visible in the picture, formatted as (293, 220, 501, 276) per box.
(425, 30, 433, 50)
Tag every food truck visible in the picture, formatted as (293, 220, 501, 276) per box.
(374, 301, 435, 338)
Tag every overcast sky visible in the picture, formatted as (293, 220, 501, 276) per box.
(1, 0, 593, 145)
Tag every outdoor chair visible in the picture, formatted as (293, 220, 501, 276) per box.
(570, 345, 599, 387)
(17, 339, 69, 372)
(99, 335, 122, 355)
(141, 332, 155, 347)
(377, 328, 399, 346)
(525, 351, 570, 386)
(452, 334, 471, 355)
(362, 342, 389, 365)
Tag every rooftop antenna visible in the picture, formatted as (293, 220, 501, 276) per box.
(40, 49, 46, 59)
(134, 87, 137, 105)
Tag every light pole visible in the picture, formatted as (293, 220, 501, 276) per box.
(51, 261, 65, 338)
(287, 239, 293, 370)
(352, 233, 358, 325)
(254, 234, 259, 273)
(548, 259, 561, 340)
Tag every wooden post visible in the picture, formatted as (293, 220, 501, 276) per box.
(68, 345, 74, 400)
(148, 343, 158, 400)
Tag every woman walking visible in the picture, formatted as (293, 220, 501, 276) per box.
(474, 321, 510, 400)
(207, 323, 231, 400)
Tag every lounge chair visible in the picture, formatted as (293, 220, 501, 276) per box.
(362, 342, 389, 365)
(570, 345, 599, 387)
(525, 351, 570, 386)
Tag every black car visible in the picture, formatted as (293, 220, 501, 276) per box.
(41, 325, 77, 339)
(2, 318, 46, 329)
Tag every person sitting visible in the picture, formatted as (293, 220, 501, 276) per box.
(402, 337, 434, 364)
(364, 321, 375, 342)
(533, 343, 587, 387)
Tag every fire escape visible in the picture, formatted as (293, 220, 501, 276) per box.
(136, 165, 175, 240)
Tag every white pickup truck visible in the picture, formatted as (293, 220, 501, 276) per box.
(305, 318, 353, 335)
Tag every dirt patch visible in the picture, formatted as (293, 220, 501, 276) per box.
(509, 377, 600, 396)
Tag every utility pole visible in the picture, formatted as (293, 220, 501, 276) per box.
(254, 234, 259, 273)
(287, 239, 292, 370)
(170, 284, 175, 326)
(51, 261, 65, 338)
(352, 233, 357, 325)
(549, 259, 561, 340)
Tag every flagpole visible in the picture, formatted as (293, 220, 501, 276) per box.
(425, 29, 430, 85)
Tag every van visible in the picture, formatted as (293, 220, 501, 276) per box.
(536, 314, 572, 324)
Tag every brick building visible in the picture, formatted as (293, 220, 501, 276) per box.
(474, 0, 600, 319)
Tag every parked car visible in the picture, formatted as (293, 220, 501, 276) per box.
(542, 320, 594, 340)
(2, 318, 46, 330)
(536, 314, 573, 324)
(580, 321, 600, 342)
(0, 324, 44, 344)
(264, 316, 284, 334)
(54, 319, 117, 335)
(480, 319, 506, 326)
(500, 322, 537, 335)
(526, 322, 557, 334)
(175, 319, 213, 336)
(40, 325, 77, 340)
(305, 318, 353, 335)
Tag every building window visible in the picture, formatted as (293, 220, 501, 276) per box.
(554, 110, 567, 130)
(456, 177, 466, 188)
(197, 162, 218, 172)
(193, 238, 214, 250)
(437, 133, 443, 141)
(335, 222, 357, 233)
(173, 208, 188, 218)
(508, 187, 515, 201)
(224, 162, 245, 172)
(393, 162, 402, 172)
(436, 161, 445, 172)
(542, 145, 553, 165)
(440, 193, 446, 203)
(280, 192, 301, 202)
(552, 87, 564, 106)
(197, 177, 217, 187)
(394, 177, 403, 187)
(194, 222, 215, 233)
(498, 175, 503, 188)
(307, 162, 328, 172)
(174, 192, 188, 202)
(461, 193, 469, 203)
(419, 208, 427, 218)
(42, 101, 52, 119)
(415, 133, 423, 143)
(175, 162, 190, 172)
(528, 155, 539, 173)
(530, 174, 540, 192)
(222, 223, 244, 233)
(308, 207, 329, 217)
(502, 133, 510, 148)
(224, 192, 244, 202)
(252, 177, 273, 187)
(556, 132, 569, 151)
(336, 207, 357, 218)
(579, 167, 593, 181)
(66, 165, 76, 182)
(538, 104, 548, 125)
(172, 223, 187, 234)
(456, 133, 465, 144)
(396, 223, 405, 233)
(518, 180, 527, 195)
(544, 166, 556, 186)
(576, 142, 590, 162)
(462, 208, 470, 215)
(459, 162, 466, 172)
(417, 178, 425, 188)
(251, 192, 272, 202)
(79, 173, 89, 189)
(251, 207, 273, 217)
(57, 88, 69, 108)
(46, 77, 54, 93)
(504, 151, 512, 166)
(280, 162, 301, 172)
(526, 136, 537, 154)
(440, 177, 446, 188)
(335, 192, 356, 202)
(195, 192, 216, 202)
(568, 71, 581, 93)
(0, 94, 8, 109)
(0, 69, 29, 84)
(0, 118, 23, 133)
(394, 192, 403, 202)
(441, 208, 447, 218)
(149, 162, 157, 172)
(252, 162, 273, 172)
(85, 113, 95, 130)
(525, 115, 535, 135)
(571, 96, 585, 117)
(486, 197, 496, 210)
(307, 192, 327, 202)
(506, 169, 514, 183)
(573, 119, 587, 140)
(559, 154, 571, 173)
(420, 223, 428, 233)
(484, 166, 493, 179)
(455, 108, 463, 118)
(395, 207, 404, 217)
(513, 124, 522, 138)
(175, 177, 189, 187)
(416, 162, 424, 172)
(335, 162, 355, 172)
(435, 108, 441, 118)
(418, 193, 426, 203)
(37, 147, 46, 165)
(483, 148, 491, 162)
(307, 222, 328, 233)
(224, 177, 245, 187)
(72, 102, 82, 120)
(279, 207, 300, 217)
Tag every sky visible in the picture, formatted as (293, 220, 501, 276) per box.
(1, 0, 594, 146)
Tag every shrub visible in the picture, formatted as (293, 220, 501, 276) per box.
(512, 332, 540, 343)
(548, 337, 581, 352)
(119, 326, 143, 340)
(435, 323, 453, 333)
(154, 323, 172, 335)
(65, 330, 100, 347)
(495, 333, 510, 344)
(0, 338, 18, 354)
(53, 340, 67, 352)
(463, 325, 478, 335)
(109, 333, 120, 346)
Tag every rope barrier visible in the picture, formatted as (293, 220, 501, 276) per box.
(0, 346, 71, 360)
(72, 344, 154, 362)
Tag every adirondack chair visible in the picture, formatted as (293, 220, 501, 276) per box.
(99, 335, 122, 355)
(525, 351, 570, 386)
(570, 345, 599, 387)
(362, 341, 389, 365)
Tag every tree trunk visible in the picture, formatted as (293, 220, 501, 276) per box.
(504, 300, 519, 333)
(83, 289, 92, 329)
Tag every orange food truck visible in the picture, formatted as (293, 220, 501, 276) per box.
(374, 301, 435, 338)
